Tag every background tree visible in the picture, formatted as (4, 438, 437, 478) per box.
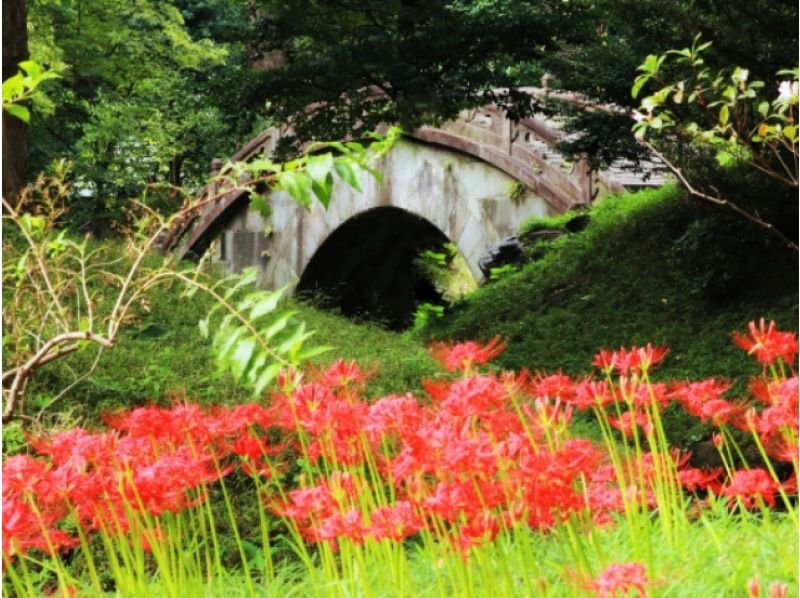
(542, 0, 798, 167)
(25, 0, 267, 232)
(3, 0, 29, 203)
(248, 0, 586, 155)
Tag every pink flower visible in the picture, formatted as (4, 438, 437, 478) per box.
(586, 562, 651, 597)
(428, 337, 506, 373)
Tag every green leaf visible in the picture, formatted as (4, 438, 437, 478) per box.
(631, 75, 651, 98)
(640, 54, 659, 75)
(198, 317, 209, 338)
(277, 323, 313, 358)
(719, 105, 730, 126)
(263, 313, 294, 340)
(297, 345, 332, 361)
(279, 171, 312, 208)
(230, 337, 257, 380)
(361, 164, 384, 184)
(334, 159, 362, 192)
(250, 194, 272, 217)
(252, 363, 283, 396)
(217, 326, 246, 364)
(19, 214, 45, 236)
(4, 103, 30, 123)
(311, 173, 334, 209)
(2, 73, 24, 100)
(18, 60, 42, 79)
(249, 291, 282, 320)
(248, 159, 277, 174)
(757, 102, 770, 117)
(306, 153, 334, 181)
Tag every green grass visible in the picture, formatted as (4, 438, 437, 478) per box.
(10, 185, 797, 451)
(426, 185, 797, 388)
(422, 185, 797, 445)
(6, 263, 437, 454)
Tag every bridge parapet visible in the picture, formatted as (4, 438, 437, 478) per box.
(164, 88, 664, 264)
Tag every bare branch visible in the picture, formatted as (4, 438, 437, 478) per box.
(644, 142, 798, 251)
(3, 331, 114, 423)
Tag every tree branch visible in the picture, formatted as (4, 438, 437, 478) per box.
(3, 331, 114, 423)
(644, 141, 798, 251)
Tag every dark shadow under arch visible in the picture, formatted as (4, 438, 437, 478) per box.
(296, 207, 461, 330)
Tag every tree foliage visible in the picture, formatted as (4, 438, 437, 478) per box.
(249, 0, 585, 154)
(26, 0, 264, 230)
(542, 0, 798, 167)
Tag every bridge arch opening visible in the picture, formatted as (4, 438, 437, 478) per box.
(296, 207, 474, 330)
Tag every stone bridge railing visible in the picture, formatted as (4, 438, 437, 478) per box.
(163, 86, 662, 256)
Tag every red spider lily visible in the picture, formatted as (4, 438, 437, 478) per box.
(594, 345, 669, 376)
(592, 349, 616, 374)
(749, 377, 799, 407)
(5, 327, 797, 566)
(231, 433, 284, 477)
(748, 578, 790, 598)
(768, 582, 789, 598)
(368, 501, 423, 542)
(678, 467, 724, 493)
(364, 394, 425, 437)
(276, 382, 338, 433)
(316, 509, 367, 546)
(721, 468, 780, 509)
(586, 562, 652, 597)
(438, 375, 510, 419)
(122, 448, 222, 516)
(2, 496, 76, 557)
(527, 373, 576, 401)
(627, 343, 669, 374)
(453, 511, 501, 553)
(752, 404, 798, 439)
(766, 439, 798, 464)
(629, 380, 669, 410)
(272, 484, 338, 523)
(732, 319, 798, 367)
(671, 379, 741, 426)
(308, 359, 371, 392)
(571, 379, 614, 410)
(608, 409, 652, 438)
(523, 398, 574, 430)
(428, 336, 506, 373)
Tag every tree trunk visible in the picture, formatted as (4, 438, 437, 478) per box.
(3, 0, 29, 205)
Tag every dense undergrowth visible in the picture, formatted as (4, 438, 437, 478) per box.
(425, 185, 798, 405)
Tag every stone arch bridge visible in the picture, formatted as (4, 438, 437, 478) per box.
(164, 88, 662, 327)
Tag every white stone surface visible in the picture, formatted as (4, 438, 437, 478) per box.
(213, 138, 556, 289)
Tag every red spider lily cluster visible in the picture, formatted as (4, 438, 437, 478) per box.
(3, 403, 282, 558)
(2, 321, 797, 569)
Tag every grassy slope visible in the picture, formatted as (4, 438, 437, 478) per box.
(425, 185, 797, 439)
(16, 277, 438, 437)
(13, 184, 797, 444)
